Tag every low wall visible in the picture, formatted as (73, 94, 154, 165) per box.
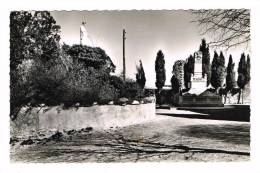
(11, 103, 156, 136)
(40, 103, 155, 130)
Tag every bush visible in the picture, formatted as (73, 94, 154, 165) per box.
(97, 83, 119, 104)
(121, 80, 144, 101)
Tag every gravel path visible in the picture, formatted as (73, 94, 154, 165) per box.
(10, 110, 250, 162)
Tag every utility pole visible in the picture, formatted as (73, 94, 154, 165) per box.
(123, 29, 126, 81)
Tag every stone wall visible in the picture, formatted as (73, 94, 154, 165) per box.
(11, 103, 156, 137)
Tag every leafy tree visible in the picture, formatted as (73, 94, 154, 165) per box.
(10, 11, 61, 120)
(210, 51, 226, 91)
(172, 60, 185, 90)
(225, 55, 236, 103)
(65, 44, 116, 73)
(171, 75, 180, 94)
(184, 55, 194, 90)
(136, 60, 146, 89)
(199, 38, 211, 86)
(155, 50, 166, 92)
(10, 11, 32, 70)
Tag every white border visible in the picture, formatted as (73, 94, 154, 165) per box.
(1, 0, 260, 173)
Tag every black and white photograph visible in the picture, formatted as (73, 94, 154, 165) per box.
(1, 0, 260, 172)
(9, 9, 251, 162)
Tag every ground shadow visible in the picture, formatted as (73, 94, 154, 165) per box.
(176, 123, 250, 145)
(157, 105, 250, 122)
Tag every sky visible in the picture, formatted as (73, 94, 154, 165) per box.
(51, 10, 250, 88)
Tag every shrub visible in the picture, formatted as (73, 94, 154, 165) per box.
(97, 83, 119, 104)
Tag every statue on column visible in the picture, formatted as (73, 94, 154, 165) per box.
(80, 22, 93, 46)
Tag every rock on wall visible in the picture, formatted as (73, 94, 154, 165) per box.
(38, 103, 156, 131)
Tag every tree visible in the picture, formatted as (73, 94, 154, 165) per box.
(10, 11, 32, 70)
(65, 44, 116, 73)
(184, 55, 194, 90)
(210, 51, 226, 91)
(172, 60, 185, 91)
(225, 55, 236, 103)
(199, 38, 211, 86)
(245, 54, 251, 84)
(192, 9, 250, 49)
(136, 60, 146, 89)
(155, 50, 166, 92)
(171, 75, 180, 94)
(237, 53, 250, 104)
(10, 11, 61, 120)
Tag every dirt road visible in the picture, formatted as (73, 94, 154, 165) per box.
(10, 111, 250, 162)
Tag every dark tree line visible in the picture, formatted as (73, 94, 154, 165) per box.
(155, 38, 251, 104)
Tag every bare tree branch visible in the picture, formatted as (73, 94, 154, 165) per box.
(192, 9, 250, 49)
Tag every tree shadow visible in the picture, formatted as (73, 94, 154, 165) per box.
(157, 105, 250, 122)
(176, 123, 250, 145)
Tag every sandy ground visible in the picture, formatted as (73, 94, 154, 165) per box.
(10, 109, 250, 162)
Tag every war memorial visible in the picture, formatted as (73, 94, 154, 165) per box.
(173, 51, 223, 107)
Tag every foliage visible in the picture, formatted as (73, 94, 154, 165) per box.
(155, 50, 166, 91)
(237, 53, 247, 89)
(10, 11, 120, 120)
(210, 51, 226, 90)
(184, 55, 194, 89)
(121, 79, 144, 101)
(172, 60, 185, 89)
(199, 38, 211, 86)
(237, 53, 251, 104)
(226, 55, 236, 91)
(64, 44, 116, 73)
(10, 11, 61, 120)
(171, 75, 180, 94)
(136, 60, 146, 89)
(245, 54, 251, 84)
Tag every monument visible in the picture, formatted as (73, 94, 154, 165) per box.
(188, 51, 207, 95)
(173, 51, 223, 107)
(80, 22, 93, 46)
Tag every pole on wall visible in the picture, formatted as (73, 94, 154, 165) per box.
(123, 29, 126, 81)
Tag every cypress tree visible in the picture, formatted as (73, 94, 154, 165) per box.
(184, 54, 194, 89)
(237, 53, 246, 103)
(136, 60, 146, 89)
(226, 55, 236, 91)
(155, 50, 166, 91)
(245, 54, 251, 84)
(199, 38, 211, 85)
(211, 51, 226, 90)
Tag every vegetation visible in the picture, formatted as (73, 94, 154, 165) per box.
(210, 51, 226, 91)
(136, 60, 146, 89)
(184, 55, 194, 90)
(155, 50, 166, 92)
(172, 60, 185, 90)
(237, 53, 250, 104)
(199, 39, 211, 86)
(171, 75, 180, 94)
(10, 11, 61, 120)
(10, 11, 146, 120)
(224, 55, 236, 103)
